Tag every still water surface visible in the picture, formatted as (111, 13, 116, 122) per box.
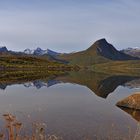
(0, 71, 139, 139)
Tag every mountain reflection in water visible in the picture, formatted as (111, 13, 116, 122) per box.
(0, 71, 139, 98)
(117, 106, 140, 122)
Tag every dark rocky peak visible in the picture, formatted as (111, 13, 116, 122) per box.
(88, 38, 116, 51)
(94, 38, 109, 46)
(0, 46, 8, 52)
(87, 38, 139, 60)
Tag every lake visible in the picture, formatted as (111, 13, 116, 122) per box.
(0, 71, 139, 140)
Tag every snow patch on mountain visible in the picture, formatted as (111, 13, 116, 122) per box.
(23, 47, 60, 56)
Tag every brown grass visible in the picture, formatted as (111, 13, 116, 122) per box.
(0, 114, 61, 140)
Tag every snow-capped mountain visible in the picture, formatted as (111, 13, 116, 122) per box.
(121, 47, 140, 58)
(33, 47, 48, 55)
(23, 47, 60, 56)
(24, 48, 34, 54)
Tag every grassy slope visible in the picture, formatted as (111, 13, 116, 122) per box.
(0, 54, 56, 68)
(92, 60, 140, 76)
(58, 50, 110, 66)
(0, 54, 78, 71)
(58, 52, 140, 76)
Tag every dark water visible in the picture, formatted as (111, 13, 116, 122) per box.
(0, 71, 140, 139)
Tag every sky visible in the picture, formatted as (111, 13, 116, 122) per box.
(0, 0, 140, 52)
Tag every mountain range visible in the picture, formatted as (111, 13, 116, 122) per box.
(24, 47, 60, 56)
(0, 38, 140, 66)
(0, 46, 60, 56)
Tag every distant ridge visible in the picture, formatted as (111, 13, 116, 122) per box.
(23, 47, 60, 56)
(0, 39, 139, 66)
(121, 47, 140, 58)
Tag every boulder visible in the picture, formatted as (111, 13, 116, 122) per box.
(116, 93, 140, 110)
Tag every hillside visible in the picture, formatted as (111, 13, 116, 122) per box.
(57, 39, 139, 66)
(0, 54, 78, 71)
